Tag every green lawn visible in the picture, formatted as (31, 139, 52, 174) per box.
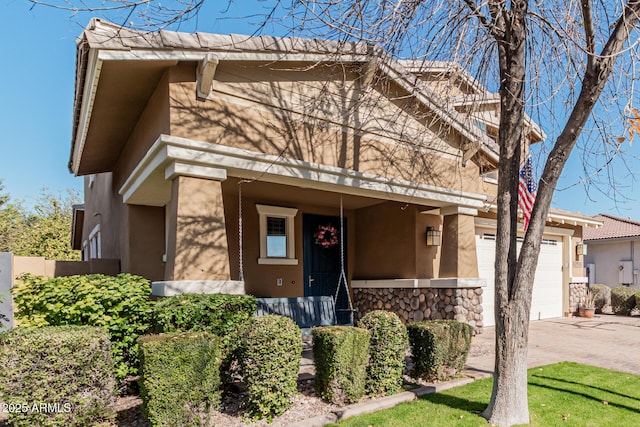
(329, 362, 640, 427)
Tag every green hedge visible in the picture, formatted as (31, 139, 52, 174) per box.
(610, 286, 638, 316)
(0, 326, 116, 427)
(407, 320, 472, 381)
(312, 326, 370, 405)
(138, 332, 222, 427)
(590, 284, 611, 313)
(238, 315, 302, 421)
(358, 310, 409, 396)
(153, 293, 257, 349)
(12, 273, 154, 379)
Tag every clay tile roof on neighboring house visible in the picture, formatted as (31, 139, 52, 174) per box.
(583, 214, 640, 241)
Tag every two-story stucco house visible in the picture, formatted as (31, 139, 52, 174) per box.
(70, 19, 599, 330)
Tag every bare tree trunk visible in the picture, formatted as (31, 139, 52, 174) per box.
(482, 1, 532, 425)
(484, 1, 640, 425)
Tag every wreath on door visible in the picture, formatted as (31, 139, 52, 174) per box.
(314, 224, 339, 248)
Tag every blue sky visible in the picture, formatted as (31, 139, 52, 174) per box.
(1, 0, 638, 217)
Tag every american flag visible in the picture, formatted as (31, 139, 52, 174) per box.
(518, 156, 537, 231)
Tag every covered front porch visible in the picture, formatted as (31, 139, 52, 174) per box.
(123, 135, 487, 329)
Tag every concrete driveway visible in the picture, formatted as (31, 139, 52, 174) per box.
(466, 314, 640, 377)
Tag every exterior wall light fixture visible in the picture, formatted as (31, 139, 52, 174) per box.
(576, 243, 587, 256)
(426, 226, 441, 246)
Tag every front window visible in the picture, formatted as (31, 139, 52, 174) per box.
(256, 204, 298, 265)
(266, 216, 287, 257)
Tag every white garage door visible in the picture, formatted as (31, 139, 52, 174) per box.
(476, 232, 563, 327)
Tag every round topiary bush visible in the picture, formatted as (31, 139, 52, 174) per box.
(589, 284, 611, 313)
(611, 286, 638, 316)
(358, 310, 409, 396)
(238, 315, 302, 421)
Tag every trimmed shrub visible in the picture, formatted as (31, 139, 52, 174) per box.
(238, 315, 302, 421)
(138, 332, 222, 427)
(0, 326, 116, 427)
(153, 293, 257, 351)
(407, 320, 473, 381)
(12, 273, 154, 379)
(611, 286, 638, 316)
(590, 284, 611, 313)
(312, 326, 370, 405)
(358, 310, 409, 396)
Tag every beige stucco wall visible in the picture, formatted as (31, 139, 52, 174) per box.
(585, 239, 640, 288)
(112, 71, 171, 191)
(13, 256, 120, 279)
(416, 212, 442, 278)
(165, 176, 230, 282)
(82, 173, 123, 260)
(126, 205, 165, 281)
(440, 213, 479, 278)
(168, 62, 483, 194)
(79, 70, 172, 281)
(77, 59, 592, 294)
(354, 202, 418, 279)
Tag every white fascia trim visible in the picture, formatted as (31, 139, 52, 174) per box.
(119, 134, 488, 209)
(98, 49, 370, 64)
(72, 48, 103, 175)
(120, 145, 170, 202)
(151, 280, 246, 296)
(475, 217, 575, 236)
(255, 205, 298, 217)
(351, 278, 486, 289)
(479, 205, 601, 230)
(548, 212, 602, 228)
(440, 205, 478, 216)
(164, 161, 227, 182)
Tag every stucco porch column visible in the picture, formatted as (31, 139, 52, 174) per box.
(165, 174, 231, 281)
(439, 206, 479, 278)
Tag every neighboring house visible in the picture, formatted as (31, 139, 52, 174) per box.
(584, 214, 640, 289)
(69, 19, 599, 330)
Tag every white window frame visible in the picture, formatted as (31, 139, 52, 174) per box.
(82, 240, 89, 261)
(88, 224, 101, 259)
(256, 204, 298, 265)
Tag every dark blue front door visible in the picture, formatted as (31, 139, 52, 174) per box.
(303, 214, 350, 324)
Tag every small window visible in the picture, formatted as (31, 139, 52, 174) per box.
(256, 204, 298, 265)
(266, 217, 287, 257)
(88, 224, 101, 259)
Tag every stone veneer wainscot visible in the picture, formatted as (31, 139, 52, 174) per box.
(352, 279, 484, 335)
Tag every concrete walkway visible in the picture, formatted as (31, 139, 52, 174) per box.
(466, 314, 640, 377)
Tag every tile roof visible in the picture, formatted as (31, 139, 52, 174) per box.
(583, 214, 640, 241)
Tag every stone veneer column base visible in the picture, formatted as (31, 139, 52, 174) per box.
(569, 282, 588, 315)
(353, 287, 484, 335)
